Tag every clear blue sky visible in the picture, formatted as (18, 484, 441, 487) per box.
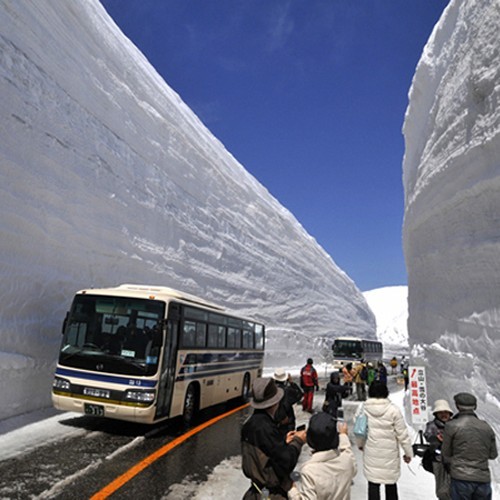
(100, 0, 449, 292)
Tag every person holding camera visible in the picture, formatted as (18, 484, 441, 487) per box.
(288, 412, 357, 500)
(273, 368, 304, 437)
(241, 378, 307, 499)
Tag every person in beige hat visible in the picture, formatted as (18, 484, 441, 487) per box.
(273, 368, 304, 437)
(424, 400, 454, 500)
(425, 399, 453, 443)
(241, 378, 307, 499)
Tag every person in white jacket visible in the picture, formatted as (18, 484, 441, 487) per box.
(288, 412, 357, 500)
(356, 380, 413, 500)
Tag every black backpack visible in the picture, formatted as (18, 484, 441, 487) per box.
(360, 365, 368, 381)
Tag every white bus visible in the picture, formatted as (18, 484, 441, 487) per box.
(52, 284, 265, 424)
(332, 337, 383, 370)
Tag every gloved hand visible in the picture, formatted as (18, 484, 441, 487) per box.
(315, 386, 319, 391)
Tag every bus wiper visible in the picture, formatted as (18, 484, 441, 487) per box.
(121, 357, 146, 369)
(60, 346, 84, 361)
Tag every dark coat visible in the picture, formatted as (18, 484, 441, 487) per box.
(241, 409, 303, 498)
(324, 381, 348, 417)
(424, 417, 447, 447)
(441, 410, 497, 483)
(274, 380, 303, 434)
(378, 365, 388, 384)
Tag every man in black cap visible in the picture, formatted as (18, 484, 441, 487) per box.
(441, 392, 497, 500)
(241, 377, 307, 499)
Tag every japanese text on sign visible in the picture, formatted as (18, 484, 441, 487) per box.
(409, 366, 428, 426)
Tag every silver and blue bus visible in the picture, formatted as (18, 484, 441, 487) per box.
(52, 284, 265, 424)
(332, 336, 383, 370)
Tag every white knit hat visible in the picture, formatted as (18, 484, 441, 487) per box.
(433, 399, 453, 416)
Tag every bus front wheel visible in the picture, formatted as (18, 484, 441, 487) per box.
(183, 384, 198, 425)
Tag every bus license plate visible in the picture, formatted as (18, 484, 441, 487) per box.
(84, 403, 105, 416)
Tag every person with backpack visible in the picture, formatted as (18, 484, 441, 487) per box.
(342, 362, 355, 397)
(300, 358, 319, 413)
(366, 362, 377, 386)
(273, 368, 304, 437)
(389, 356, 398, 375)
(377, 361, 388, 385)
(354, 360, 368, 401)
(424, 399, 453, 500)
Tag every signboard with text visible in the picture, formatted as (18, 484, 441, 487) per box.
(409, 366, 428, 426)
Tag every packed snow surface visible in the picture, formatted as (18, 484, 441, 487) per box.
(0, 0, 375, 421)
(403, 0, 500, 483)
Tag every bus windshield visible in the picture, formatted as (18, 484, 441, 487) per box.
(59, 294, 165, 376)
(333, 339, 362, 358)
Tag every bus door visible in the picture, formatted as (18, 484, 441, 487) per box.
(155, 316, 179, 419)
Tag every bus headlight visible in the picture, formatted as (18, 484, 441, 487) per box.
(53, 377, 71, 391)
(124, 390, 155, 403)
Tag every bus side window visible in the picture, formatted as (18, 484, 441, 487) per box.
(182, 321, 196, 347)
(255, 326, 264, 350)
(217, 325, 226, 348)
(207, 324, 218, 348)
(227, 327, 241, 348)
(242, 329, 253, 349)
(195, 323, 206, 348)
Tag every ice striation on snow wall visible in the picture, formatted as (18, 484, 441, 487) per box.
(0, 0, 375, 420)
(403, 0, 500, 481)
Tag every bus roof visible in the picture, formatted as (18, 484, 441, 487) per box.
(76, 284, 226, 312)
(333, 337, 380, 343)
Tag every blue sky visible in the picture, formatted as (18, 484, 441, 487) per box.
(100, 0, 450, 291)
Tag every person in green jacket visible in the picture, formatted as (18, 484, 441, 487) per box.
(367, 362, 377, 386)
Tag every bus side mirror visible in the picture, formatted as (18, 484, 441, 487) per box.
(62, 311, 69, 335)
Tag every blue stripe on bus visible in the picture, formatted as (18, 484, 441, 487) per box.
(179, 360, 261, 375)
(176, 351, 263, 382)
(180, 351, 263, 369)
(176, 363, 263, 382)
(182, 351, 264, 365)
(55, 367, 157, 388)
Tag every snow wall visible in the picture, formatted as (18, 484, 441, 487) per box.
(0, 0, 375, 420)
(403, 0, 500, 481)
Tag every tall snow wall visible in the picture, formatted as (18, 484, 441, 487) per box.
(0, 0, 375, 420)
(403, 0, 500, 481)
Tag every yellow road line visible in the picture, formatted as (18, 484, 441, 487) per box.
(90, 403, 249, 499)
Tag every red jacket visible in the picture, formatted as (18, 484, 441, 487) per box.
(300, 363, 318, 389)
